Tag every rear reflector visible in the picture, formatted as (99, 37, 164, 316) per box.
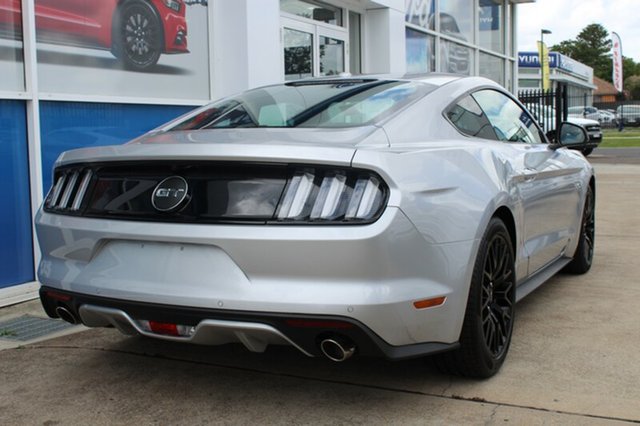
(413, 296, 446, 310)
(141, 320, 195, 337)
(148, 321, 180, 336)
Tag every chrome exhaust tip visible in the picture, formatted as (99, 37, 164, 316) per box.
(319, 337, 356, 362)
(55, 306, 78, 325)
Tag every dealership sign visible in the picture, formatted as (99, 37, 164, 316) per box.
(519, 51, 593, 81)
(518, 52, 560, 68)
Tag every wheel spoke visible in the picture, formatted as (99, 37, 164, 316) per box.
(481, 232, 514, 358)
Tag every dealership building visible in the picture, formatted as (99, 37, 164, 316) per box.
(518, 50, 596, 101)
(1, 0, 533, 304)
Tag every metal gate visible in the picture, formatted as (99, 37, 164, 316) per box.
(518, 83, 568, 142)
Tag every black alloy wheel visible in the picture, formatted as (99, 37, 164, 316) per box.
(480, 225, 515, 360)
(564, 185, 595, 274)
(434, 217, 515, 378)
(115, 1, 163, 71)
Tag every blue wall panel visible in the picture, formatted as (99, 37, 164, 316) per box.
(0, 101, 34, 288)
(40, 102, 194, 191)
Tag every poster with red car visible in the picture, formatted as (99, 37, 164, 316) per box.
(0, 0, 209, 100)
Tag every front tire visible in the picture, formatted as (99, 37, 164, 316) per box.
(113, 1, 163, 71)
(564, 185, 595, 274)
(434, 218, 515, 378)
(582, 147, 593, 156)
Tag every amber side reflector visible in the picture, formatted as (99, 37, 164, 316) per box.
(413, 296, 446, 310)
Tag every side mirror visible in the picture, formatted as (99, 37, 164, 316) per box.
(557, 122, 588, 148)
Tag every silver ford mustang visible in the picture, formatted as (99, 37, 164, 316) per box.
(36, 75, 595, 378)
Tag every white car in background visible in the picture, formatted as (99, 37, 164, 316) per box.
(568, 106, 601, 122)
(528, 105, 602, 156)
(597, 109, 616, 126)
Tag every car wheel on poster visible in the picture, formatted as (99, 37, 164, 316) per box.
(112, 1, 164, 71)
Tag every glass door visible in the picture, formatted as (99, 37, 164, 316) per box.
(281, 16, 347, 80)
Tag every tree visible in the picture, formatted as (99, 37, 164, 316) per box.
(550, 23, 612, 82)
(624, 75, 640, 100)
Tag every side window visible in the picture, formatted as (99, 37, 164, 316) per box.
(472, 90, 544, 144)
(446, 95, 498, 140)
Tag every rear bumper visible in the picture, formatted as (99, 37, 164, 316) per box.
(36, 206, 476, 349)
(40, 287, 458, 360)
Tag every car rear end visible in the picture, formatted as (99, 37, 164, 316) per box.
(35, 78, 473, 361)
(36, 139, 465, 361)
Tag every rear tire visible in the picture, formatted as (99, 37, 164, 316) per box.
(434, 218, 515, 378)
(564, 185, 595, 274)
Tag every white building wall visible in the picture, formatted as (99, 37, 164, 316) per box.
(363, 7, 406, 74)
(212, 0, 282, 98)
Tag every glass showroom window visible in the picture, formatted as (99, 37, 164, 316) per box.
(439, 0, 474, 44)
(406, 27, 435, 73)
(440, 39, 473, 75)
(0, 0, 25, 92)
(281, 0, 350, 80)
(281, 0, 343, 26)
(478, 0, 504, 54)
(479, 52, 504, 86)
(284, 28, 314, 80)
(406, 0, 435, 31)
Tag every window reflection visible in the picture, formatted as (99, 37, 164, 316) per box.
(479, 53, 504, 86)
(439, 0, 473, 43)
(319, 36, 344, 76)
(405, 0, 435, 31)
(406, 28, 435, 73)
(440, 39, 472, 75)
(473, 90, 543, 144)
(0, 0, 25, 91)
(280, 0, 343, 26)
(479, 0, 504, 53)
(284, 28, 313, 81)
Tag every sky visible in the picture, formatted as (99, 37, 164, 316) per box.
(516, 0, 640, 62)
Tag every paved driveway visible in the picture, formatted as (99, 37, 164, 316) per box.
(1, 162, 639, 425)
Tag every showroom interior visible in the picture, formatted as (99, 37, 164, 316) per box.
(0, 0, 534, 305)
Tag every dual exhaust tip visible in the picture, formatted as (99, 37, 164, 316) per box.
(319, 336, 356, 362)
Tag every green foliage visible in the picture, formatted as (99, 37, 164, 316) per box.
(550, 23, 613, 81)
(624, 75, 640, 100)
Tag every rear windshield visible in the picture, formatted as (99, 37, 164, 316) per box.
(169, 80, 434, 130)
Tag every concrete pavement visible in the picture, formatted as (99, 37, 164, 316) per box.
(1, 161, 639, 425)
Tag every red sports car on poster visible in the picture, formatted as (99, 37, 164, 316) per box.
(0, 0, 188, 70)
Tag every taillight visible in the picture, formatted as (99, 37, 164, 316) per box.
(44, 168, 93, 212)
(43, 163, 388, 225)
(276, 168, 387, 223)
